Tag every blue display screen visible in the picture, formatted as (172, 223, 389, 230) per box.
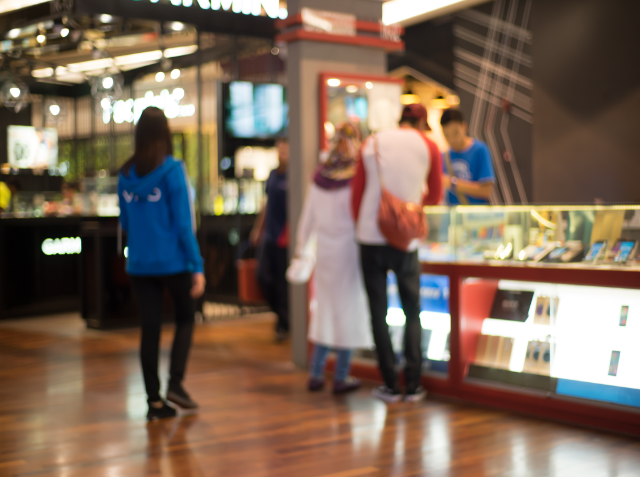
(225, 82, 288, 139)
(615, 241, 635, 262)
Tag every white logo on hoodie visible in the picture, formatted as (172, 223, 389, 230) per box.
(123, 191, 134, 203)
(147, 188, 162, 202)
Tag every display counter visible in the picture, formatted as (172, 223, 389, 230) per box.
(0, 217, 82, 319)
(347, 204, 640, 436)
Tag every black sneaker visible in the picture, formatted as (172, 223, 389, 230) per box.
(147, 401, 177, 421)
(372, 385, 403, 403)
(167, 384, 199, 409)
(405, 386, 427, 403)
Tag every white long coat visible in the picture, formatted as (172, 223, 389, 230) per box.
(296, 183, 373, 349)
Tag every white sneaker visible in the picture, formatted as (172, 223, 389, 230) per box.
(372, 385, 403, 403)
(405, 386, 427, 403)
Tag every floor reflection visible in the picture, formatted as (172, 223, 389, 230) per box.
(145, 415, 205, 477)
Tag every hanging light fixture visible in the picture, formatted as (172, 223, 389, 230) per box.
(430, 90, 450, 109)
(45, 97, 66, 124)
(400, 89, 421, 105)
(0, 76, 30, 112)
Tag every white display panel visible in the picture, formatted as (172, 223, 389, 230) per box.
(8, 126, 58, 169)
(480, 280, 640, 391)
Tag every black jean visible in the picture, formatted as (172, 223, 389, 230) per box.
(257, 241, 289, 332)
(130, 272, 195, 402)
(360, 244, 422, 393)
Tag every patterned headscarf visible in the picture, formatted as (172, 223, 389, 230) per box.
(314, 122, 362, 190)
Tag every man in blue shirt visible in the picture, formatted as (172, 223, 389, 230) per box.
(440, 109, 495, 205)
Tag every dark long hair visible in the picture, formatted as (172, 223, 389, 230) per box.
(121, 107, 173, 177)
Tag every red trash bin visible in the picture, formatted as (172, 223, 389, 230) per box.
(237, 259, 265, 303)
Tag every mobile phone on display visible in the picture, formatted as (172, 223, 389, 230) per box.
(545, 247, 568, 262)
(614, 240, 636, 263)
(584, 240, 607, 262)
(608, 351, 621, 377)
(608, 240, 622, 260)
(620, 306, 629, 327)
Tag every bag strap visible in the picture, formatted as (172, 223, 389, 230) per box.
(372, 135, 385, 188)
(443, 150, 469, 206)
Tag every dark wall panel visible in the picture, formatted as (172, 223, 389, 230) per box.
(532, 0, 640, 203)
(452, 0, 533, 204)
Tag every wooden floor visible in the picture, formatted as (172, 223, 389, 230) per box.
(1, 314, 639, 477)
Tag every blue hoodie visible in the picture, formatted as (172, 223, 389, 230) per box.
(118, 157, 203, 276)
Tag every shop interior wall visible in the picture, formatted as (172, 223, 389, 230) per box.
(286, 0, 386, 367)
(531, 0, 640, 204)
(451, 0, 533, 204)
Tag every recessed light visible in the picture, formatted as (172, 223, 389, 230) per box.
(156, 72, 165, 82)
(327, 78, 340, 87)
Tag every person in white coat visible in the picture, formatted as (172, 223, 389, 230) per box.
(295, 122, 373, 394)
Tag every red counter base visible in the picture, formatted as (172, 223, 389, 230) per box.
(334, 262, 640, 437)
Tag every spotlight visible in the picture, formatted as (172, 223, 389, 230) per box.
(156, 72, 165, 82)
(170, 69, 180, 79)
(102, 76, 114, 89)
(60, 28, 70, 38)
(49, 104, 60, 116)
(9, 87, 20, 98)
(7, 28, 20, 39)
(36, 34, 46, 44)
(327, 78, 340, 87)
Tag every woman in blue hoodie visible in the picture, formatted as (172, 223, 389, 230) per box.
(118, 107, 205, 421)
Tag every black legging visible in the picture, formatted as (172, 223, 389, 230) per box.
(130, 272, 195, 402)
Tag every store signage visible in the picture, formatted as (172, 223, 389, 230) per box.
(140, 0, 283, 19)
(301, 8, 356, 36)
(102, 88, 195, 124)
(42, 237, 82, 256)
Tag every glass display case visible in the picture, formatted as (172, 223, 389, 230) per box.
(420, 204, 640, 268)
(400, 204, 640, 433)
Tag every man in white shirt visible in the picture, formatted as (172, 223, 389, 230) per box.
(351, 104, 443, 403)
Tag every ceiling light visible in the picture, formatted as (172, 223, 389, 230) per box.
(55, 66, 68, 76)
(279, 8, 288, 20)
(102, 76, 114, 89)
(400, 91, 421, 105)
(156, 72, 165, 82)
(67, 58, 114, 72)
(170, 69, 181, 79)
(7, 28, 20, 39)
(430, 93, 449, 110)
(383, 0, 485, 26)
(100, 14, 113, 23)
(49, 104, 60, 116)
(366, 82, 373, 89)
(101, 98, 111, 109)
(170, 21, 185, 31)
(36, 34, 46, 43)
(346, 85, 358, 93)
(32, 67, 54, 78)
(60, 28, 69, 38)
(163, 45, 198, 58)
(114, 50, 163, 66)
(327, 78, 340, 87)
(10, 87, 21, 98)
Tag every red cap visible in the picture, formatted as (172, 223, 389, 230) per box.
(401, 103, 431, 130)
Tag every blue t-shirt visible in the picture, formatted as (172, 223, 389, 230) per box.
(264, 169, 288, 246)
(443, 139, 495, 205)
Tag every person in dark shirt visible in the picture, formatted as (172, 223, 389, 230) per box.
(251, 138, 290, 341)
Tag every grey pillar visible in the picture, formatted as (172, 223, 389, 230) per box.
(285, 0, 387, 368)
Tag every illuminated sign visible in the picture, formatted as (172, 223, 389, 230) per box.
(42, 237, 82, 256)
(142, 0, 288, 19)
(102, 88, 195, 124)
